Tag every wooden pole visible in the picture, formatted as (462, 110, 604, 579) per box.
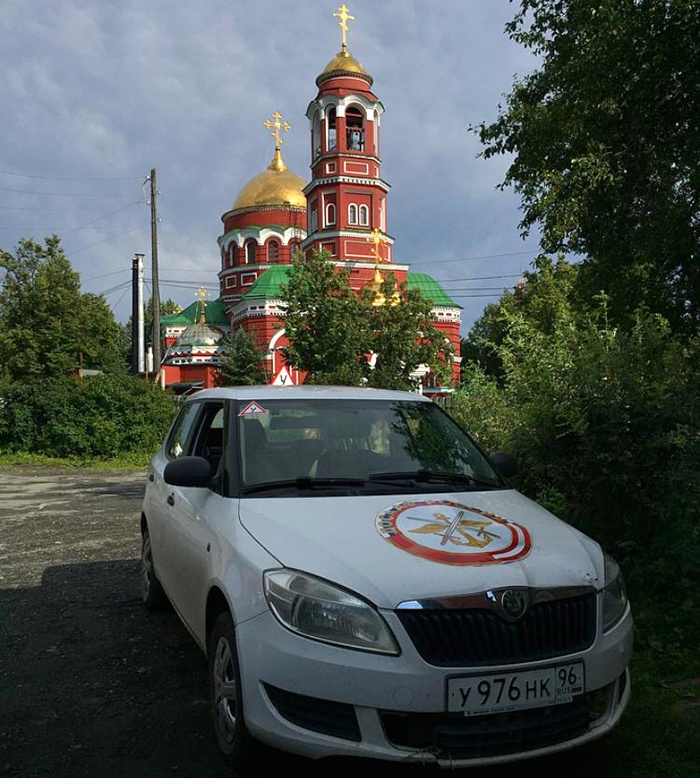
(150, 169, 162, 372)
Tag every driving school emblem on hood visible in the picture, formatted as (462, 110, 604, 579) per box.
(375, 500, 531, 566)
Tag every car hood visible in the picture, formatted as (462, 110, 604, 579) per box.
(238, 489, 603, 609)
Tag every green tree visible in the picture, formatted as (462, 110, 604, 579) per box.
(217, 328, 269, 386)
(461, 255, 579, 382)
(282, 250, 453, 388)
(282, 250, 367, 385)
(362, 273, 453, 390)
(474, 0, 700, 331)
(0, 236, 124, 379)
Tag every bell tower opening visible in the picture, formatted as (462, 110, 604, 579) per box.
(346, 106, 365, 151)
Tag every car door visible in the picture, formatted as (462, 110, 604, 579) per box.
(160, 400, 228, 644)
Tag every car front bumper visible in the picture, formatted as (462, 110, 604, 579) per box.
(235, 605, 633, 766)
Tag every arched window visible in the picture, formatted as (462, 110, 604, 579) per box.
(229, 244, 237, 267)
(346, 106, 365, 151)
(359, 204, 369, 226)
(327, 107, 337, 151)
(312, 111, 322, 159)
(289, 239, 301, 258)
(245, 240, 256, 264)
(310, 207, 318, 232)
(348, 204, 358, 225)
(325, 203, 336, 226)
(267, 240, 280, 262)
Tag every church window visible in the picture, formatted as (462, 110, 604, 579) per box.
(312, 111, 322, 159)
(327, 107, 337, 151)
(229, 244, 237, 267)
(310, 207, 318, 232)
(325, 203, 336, 226)
(346, 106, 365, 151)
(359, 204, 369, 226)
(348, 204, 358, 225)
(267, 240, 280, 262)
(289, 239, 301, 257)
(245, 240, 256, 264)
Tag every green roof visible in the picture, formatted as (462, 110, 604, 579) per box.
(407, 273, 461, 308)
(241, 265, 291, 300)
(161, 299, 229, 327)
(238, 267, 460, 308)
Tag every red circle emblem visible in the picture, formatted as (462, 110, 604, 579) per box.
(375, 500, 531, 566)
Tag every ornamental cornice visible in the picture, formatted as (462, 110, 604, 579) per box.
(303, 176, 390, 196)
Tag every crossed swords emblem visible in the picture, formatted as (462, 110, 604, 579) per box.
(405, 510, 499, 548)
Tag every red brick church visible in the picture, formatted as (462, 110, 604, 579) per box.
(161, 5, 461, 392)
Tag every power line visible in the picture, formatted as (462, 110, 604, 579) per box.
(412, 250, 536, 265)
(0, 185, 140, 197)
(0, 169, 140, 182)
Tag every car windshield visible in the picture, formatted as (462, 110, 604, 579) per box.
(237, 399, 503, 495)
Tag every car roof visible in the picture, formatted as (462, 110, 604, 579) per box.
(182, 385, 431, 404)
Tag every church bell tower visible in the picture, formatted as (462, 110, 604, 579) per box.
(302, 5, 407, 288)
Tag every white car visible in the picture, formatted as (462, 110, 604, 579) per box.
(140, 386, 632, 768)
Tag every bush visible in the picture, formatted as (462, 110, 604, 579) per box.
(451, 309, 700, 600)
(0, 375, 177, 460)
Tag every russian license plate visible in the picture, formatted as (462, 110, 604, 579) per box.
(447, 662, 585, 716)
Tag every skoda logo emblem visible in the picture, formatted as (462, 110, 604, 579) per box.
(500, 589, 527, 620)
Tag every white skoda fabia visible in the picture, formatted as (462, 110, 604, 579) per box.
(140, 386, 632, 769)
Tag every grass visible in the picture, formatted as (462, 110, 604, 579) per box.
(0, 450, 150, 471)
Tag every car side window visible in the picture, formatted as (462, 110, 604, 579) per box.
(166, 402, 201, 459)
(191, 404, 226, 471)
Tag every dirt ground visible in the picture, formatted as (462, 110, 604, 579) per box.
(0, 467, 622, 778)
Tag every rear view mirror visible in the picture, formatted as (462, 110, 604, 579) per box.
(164, 456, 213, 488)
(490, 452, 518, 479)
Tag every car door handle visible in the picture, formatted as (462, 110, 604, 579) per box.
(167, 493, 175, 506)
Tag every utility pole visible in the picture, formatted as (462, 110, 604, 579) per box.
(149, 168, 162, 372)
(131, 254, 146, 374)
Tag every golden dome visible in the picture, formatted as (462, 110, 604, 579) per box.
(233, 149, 306, 211)
(317, 48, 373, 86)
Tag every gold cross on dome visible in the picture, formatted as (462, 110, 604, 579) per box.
(367, 228, 384, 264)
(195, 286, 209, 302)
(263, 111, 291, 149)
(333, 4, 355, 50)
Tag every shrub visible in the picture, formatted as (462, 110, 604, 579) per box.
(0, 375, 176, 460)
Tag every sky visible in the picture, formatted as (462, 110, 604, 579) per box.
(0, 0, 542, 333)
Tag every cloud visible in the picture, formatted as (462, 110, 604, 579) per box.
(0, 0, 541, 329)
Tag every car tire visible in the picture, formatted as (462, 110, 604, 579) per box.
(208, 611, 257, 768)
(140, 525, 166, 610)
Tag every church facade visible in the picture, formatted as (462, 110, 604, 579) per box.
(163, 6, 461, 392)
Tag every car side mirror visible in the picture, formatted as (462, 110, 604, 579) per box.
(490, 452, 518, 479)
(164, 456, 213, 488)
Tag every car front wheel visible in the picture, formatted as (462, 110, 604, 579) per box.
(140, 525, 166, 610)
(209, 611, 257, 767)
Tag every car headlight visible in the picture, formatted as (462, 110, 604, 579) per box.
(264, 569, 400, 655)
(602, 553, 628, 632)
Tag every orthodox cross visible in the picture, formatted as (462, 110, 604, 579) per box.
(333, 4, 355, 50)
(366, 228, 384, 265)
(195, 285, 209, 323)
(263, 111, 291, 149)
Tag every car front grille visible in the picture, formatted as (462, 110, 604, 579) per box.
(396, 592, 597, 666)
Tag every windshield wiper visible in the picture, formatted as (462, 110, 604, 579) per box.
(241, 476, 368, 495)
(368, 470, 501, 489)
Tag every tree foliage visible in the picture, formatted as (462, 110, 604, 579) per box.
(0, 236, 124, 379)
(474, 0, 700, 331)
(0, 374, 176, 460)
(281, 250, 453, 389)
(455, 277, 699, 597)
(217, 328, 269, 386)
